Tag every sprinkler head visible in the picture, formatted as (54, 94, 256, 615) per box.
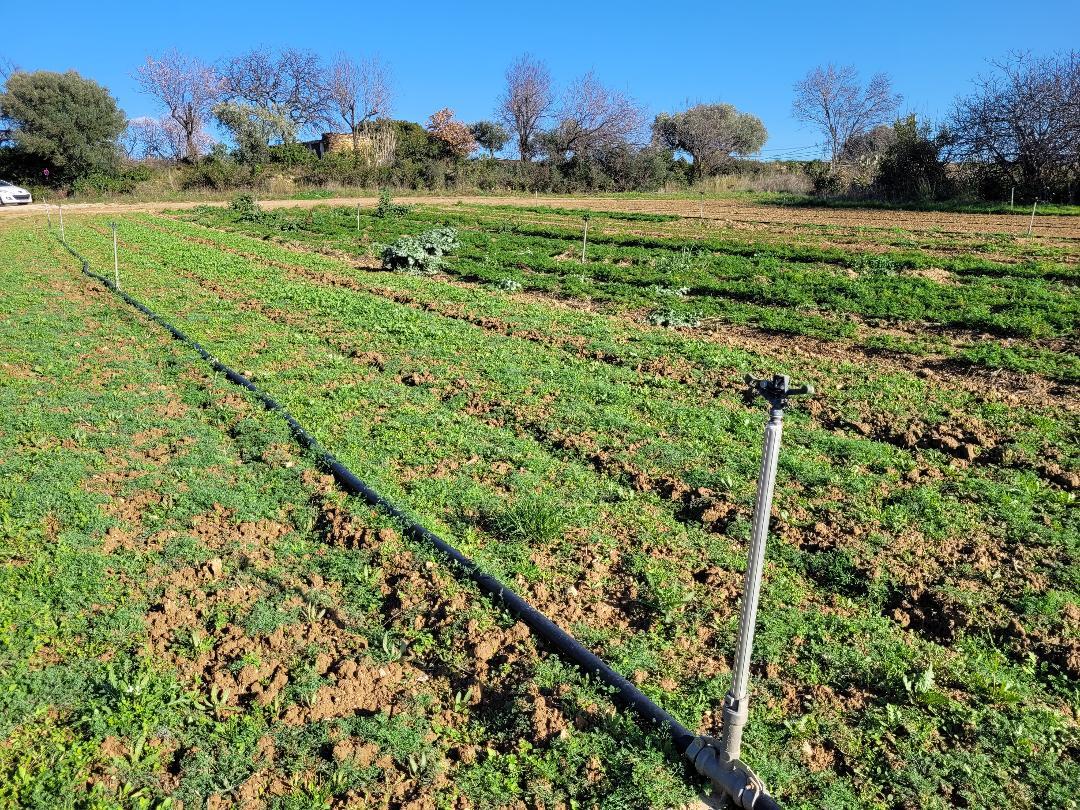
(743, 374, 814, 410)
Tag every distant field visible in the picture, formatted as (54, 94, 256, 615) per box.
(1, 198, 1076, 809)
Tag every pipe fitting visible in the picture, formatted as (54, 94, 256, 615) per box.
(686, 736, 774, 809)
(719, 691, 749, 763)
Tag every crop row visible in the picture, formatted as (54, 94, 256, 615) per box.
(58, 214, 1080, 809)
(181, 203, 1080, 382)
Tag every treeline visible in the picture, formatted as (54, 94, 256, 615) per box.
(0, 49, 1077, 203)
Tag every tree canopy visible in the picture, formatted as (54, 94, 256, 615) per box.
(652, 104, 767, 178)
(0, 70, 126, 181)
(950, 50, 1080, 199)
(470, 121, 509, 157)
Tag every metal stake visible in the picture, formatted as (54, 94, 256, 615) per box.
(111, 221, 120, 290)
(1010, 186, 1015, 209)
(686, 374, 812, 809)
(581, 214, 590, 263)
(1026, 199, 1038, 235)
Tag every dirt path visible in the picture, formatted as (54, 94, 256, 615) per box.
(5, 193, 1079, 238)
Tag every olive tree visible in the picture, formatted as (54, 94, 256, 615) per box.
(652, 103, 767, 179)
(0, 70, 126, 181)
(213, 101, 293, 164)
(470, 120, 509, 157)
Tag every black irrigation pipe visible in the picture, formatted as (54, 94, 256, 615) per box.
(58, 238, 714, 755)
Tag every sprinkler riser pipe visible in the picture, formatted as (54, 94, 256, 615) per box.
(722, 407, 783, 762)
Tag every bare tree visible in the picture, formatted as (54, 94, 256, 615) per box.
(125, 115, 210, 161)
(497, 53, 553, 162)
(792, 64, 901, 165)
(219, 48, 329, 143)
(546, 72, 645, 161)
(652, 103, 767, 179)
(325, 54, 392, 151)
(950, 50, 1080, 200)
(135, 50, 220, 162)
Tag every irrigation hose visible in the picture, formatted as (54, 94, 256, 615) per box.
(58, 234, 782, 810)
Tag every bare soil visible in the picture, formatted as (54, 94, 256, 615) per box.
(5, 194, 1079, 239)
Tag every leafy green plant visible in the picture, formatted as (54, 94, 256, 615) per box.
(230, 194, 267, 223)
(647, 308, 701, 328)
(381, 226, 460, 274)
(374, 188, 411, 218)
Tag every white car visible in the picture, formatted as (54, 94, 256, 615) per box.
(0, 180, 32, 205)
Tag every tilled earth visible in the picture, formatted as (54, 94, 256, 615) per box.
(2, 198, 1078, 810)
(0, 229, 697, 809)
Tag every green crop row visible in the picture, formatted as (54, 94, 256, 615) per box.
(179, 203, 1080, 382)
(50, 213, 1080, 809)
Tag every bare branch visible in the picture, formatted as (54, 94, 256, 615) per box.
(326, 54, 392, 150)
(135, 49, 220, 161)
(792, 64, 901, 165)
(497, 53, 553, 161)
(548, 72, 645, 160)
(0, 56, 18, 83)
(219, 47, 329, 143)
(950, 50, 1080, 198)
(125, 115, 210, 160)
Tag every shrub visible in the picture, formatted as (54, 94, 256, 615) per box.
(374, 188, 410, 218)
(71, 170, 139, 196)
(230, 193, 266, 222)
(180, 157, 251, 190)
(806, 161, 843, 196)
(381, 226, 459, 274)
(875, 115, 952, 202)
(268, 143, 316, 167)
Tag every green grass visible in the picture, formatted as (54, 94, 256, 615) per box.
(177, 201, 1080, 382)
(3, 199, 1078, 809)
(0, 224, 698, 809)
(754, 193, 1080, 217)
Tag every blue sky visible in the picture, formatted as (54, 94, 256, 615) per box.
(4, 0, 1078, 157)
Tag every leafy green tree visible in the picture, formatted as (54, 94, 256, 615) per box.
(0, 70, 126, 181)
(213, 101, 296, 165)
(470, 120, 509, 157)
(652, 104, 767, 179)
(876, 114, 952, 201)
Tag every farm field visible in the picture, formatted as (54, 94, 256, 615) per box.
(1, 197, 1077, 809)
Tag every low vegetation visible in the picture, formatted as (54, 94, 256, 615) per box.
(0, 194, 1073, 808)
